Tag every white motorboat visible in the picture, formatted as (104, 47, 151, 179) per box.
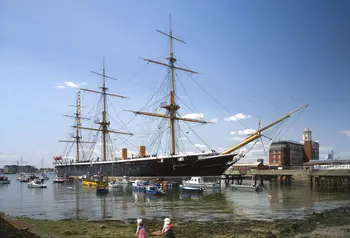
(53, 176, 65, 183)
(179, 185, 204, 192)
(182, 177, 220, 188)
(28, 179, 47, 188)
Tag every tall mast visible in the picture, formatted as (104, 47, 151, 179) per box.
(75, 61, 133, 161)
(76, 90, 81, 162)
(101, 60, 108, 161)
(125, 15, 212, 155)
(59, 90, 92, 162)
(168, 15, 178, 155)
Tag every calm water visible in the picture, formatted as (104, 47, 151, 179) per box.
(1, 174, 349, 221)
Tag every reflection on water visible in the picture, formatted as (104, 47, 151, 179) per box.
(0, 174, 349, 221)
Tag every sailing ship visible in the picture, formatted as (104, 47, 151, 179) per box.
(54, 17, 307, 177)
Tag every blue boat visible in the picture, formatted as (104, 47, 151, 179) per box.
(132, 180, 148, 191)
(179, 185, 204, 192)
(146, 185, 165, 196)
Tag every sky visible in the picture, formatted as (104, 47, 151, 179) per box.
(0, 0, 350, 168)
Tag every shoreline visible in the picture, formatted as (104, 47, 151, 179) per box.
(2, 205, 350, 237)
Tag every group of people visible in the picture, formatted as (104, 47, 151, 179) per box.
(135, 217, 174, 238)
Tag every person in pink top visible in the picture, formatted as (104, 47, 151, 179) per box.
(135, 218, 146, 238)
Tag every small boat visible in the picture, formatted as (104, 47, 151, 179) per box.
(108, 181, 119, 188)
(41, 173, 49, 180)
(146, 185, 166, 196)
(53, 176, 65, 183)
(96, 185, 109, 193)
(82, 173, 108, 187)
(78, 174, 87, 181)
(28, 179, 47, 188)
(17, 172, 26, 180)
(231, 184, 263, 192)
(0, 175, 10, 184)
(179, 185, 204, 192)
(132, 180, 148, 191)
(117, 176, 130, 185)
(182, 177, 220, 188)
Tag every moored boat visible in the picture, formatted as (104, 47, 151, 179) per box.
(132, 180, 148, 191)
(179, 185, 204, 192)
(82, 173, 108, 187)
(182, 177, 220, 188)
(28, 179, 47, 188)
(146, 185, 165, 196)
(41, 173, 49, 180)
(0, 175, 10, 184)
(53, 176, 65, 183)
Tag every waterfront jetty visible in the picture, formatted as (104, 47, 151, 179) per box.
(224, 165, 350, 188)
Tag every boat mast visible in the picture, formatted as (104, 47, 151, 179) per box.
(125, 15, 212, 155)
(75, 61, 133, 161)
(168, 15, 178, 155)
(76, 90, 81, 162)
(221, 104, 308, 155)
(59, 90, 92, 162)
(101, 61, 108, 161)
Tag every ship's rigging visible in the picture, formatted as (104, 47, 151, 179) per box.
(56, 16, 308, 165)
(125, 15, 308, 158)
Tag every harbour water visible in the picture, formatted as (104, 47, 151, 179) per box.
(0, 174, 349, 221)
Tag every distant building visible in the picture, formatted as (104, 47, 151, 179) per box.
(269, 141, 304, 167)
(4, 165, 18, 174)
(3, 165, 37, 174)
(312, 141, 319, 161)
(302, 128, 319, 162)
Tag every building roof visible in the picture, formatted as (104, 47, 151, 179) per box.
(271, 140, 303, 146)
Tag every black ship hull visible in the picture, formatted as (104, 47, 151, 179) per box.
(54, 153, 237, 177)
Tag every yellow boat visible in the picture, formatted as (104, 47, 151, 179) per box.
(82, 179, 108, 187)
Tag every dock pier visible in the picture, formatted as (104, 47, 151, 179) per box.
(224, 168, 350, 188)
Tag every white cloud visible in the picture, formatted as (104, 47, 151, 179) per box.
(224, 113, 251, 122)
(231, 128, 256, 135)
(340, 130, 350, 137)
(56, 81, 87, 89)
(179, 137, 188, 141)
(238, 129, 256, 135)
(182, 113, 204, 120)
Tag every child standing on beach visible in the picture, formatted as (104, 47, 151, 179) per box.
(161, 218, 175, 238)
(135, 219, 146, 238)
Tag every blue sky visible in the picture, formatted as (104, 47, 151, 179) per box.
(1, 0, 349, 168)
